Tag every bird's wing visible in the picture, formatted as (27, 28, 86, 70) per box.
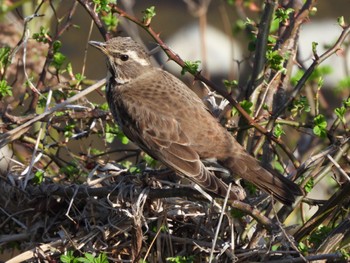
(123, 103, 202, 178)
(118, 99, 244, 200)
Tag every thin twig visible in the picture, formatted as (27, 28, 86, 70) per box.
(246, 0, 277, 98)
(0, 79, 106, 148)
(209, 183, 231, 262)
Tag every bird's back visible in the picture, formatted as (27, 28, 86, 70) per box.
(118, 68, 235, 158)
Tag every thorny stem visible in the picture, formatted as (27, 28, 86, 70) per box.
(246, 0, 277, 98)
(77, 0, 109, 40)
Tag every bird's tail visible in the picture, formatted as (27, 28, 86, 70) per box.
(220, 153, 303, 205)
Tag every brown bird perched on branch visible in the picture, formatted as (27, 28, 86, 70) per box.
(89, 37, 303, 205)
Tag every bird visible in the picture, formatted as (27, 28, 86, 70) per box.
(89, 36, 303, 205)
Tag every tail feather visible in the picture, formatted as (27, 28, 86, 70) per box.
(220, 153, 303, 205)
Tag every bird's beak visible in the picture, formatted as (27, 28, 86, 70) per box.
(89, 40, 107, 54)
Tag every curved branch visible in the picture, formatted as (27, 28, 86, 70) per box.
(77, 0, 109, 40)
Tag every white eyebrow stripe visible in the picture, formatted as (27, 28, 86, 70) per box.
(126, 50, 150, 66)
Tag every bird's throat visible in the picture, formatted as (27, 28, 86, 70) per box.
(106, 68, 129, 90)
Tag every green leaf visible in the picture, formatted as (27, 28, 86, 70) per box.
(309, 225, 332, 248)
(305, 177, 314, 193)
(83, 253, 95, 262)
(0, 46, 10, 70)
(64, 123, 76, 138)
(313, 114, 327, 138)
(267, 35, 277, 46)
(75, 73, 86, 82)
(273, 123, 285, 138)
(105, 123, 129, 144)
(33, 170, 44, 184)
(337, 16, 345, 27)
(142, 6, 156, 25)
(240, 100, 253, 115)
(317, 77, 324, 88)
(334, 106, 346, 124)
(298, 241, 308, 253)
(60, 251, 79, 263)
(118, 133, 129, 144)
(75, 252, 109, 263)
(266, 50, 286, 72)
(96, 253, 109, 263)
(129, 165, 140, 173)
(105, 131, 116, 144)
(54, 111, 65, 117)
(52, 52, 66, 70)
(92, 0, 115, 13)
(231, 100, 253, 116)
(53, 40, 62, 53)
(181, 60, 201, 75)
(0, 79, 12, 97)
(143, 153, 157, 168)
(99, 102, 109, 111)
(245, 181, 257, 196)
(60, 163, 80, 177)
(90, 148, 103, 155)
(270, 18, 280, 33)
(101, 12, 118, 31)
(232, 19, 245, 34)
(38, 94, 48, 108)
(274, 7, 294, 23)
(290, 95, 310, 117)
(292, 66, 333, 87)
(290, 69, 304, 86)
(340, 248, 350, 261)
(32, 26, 51, 43)
(66, 62, 73, 76)
(311, 66, 332, 80)
(223, 79, 238, 89)
(166, 255, 194, 263)
(271, 244, 280, 251)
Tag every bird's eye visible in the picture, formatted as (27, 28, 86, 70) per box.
(120, 54, 129, 61)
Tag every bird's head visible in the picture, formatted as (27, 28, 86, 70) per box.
(89, 37, 151, 83)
